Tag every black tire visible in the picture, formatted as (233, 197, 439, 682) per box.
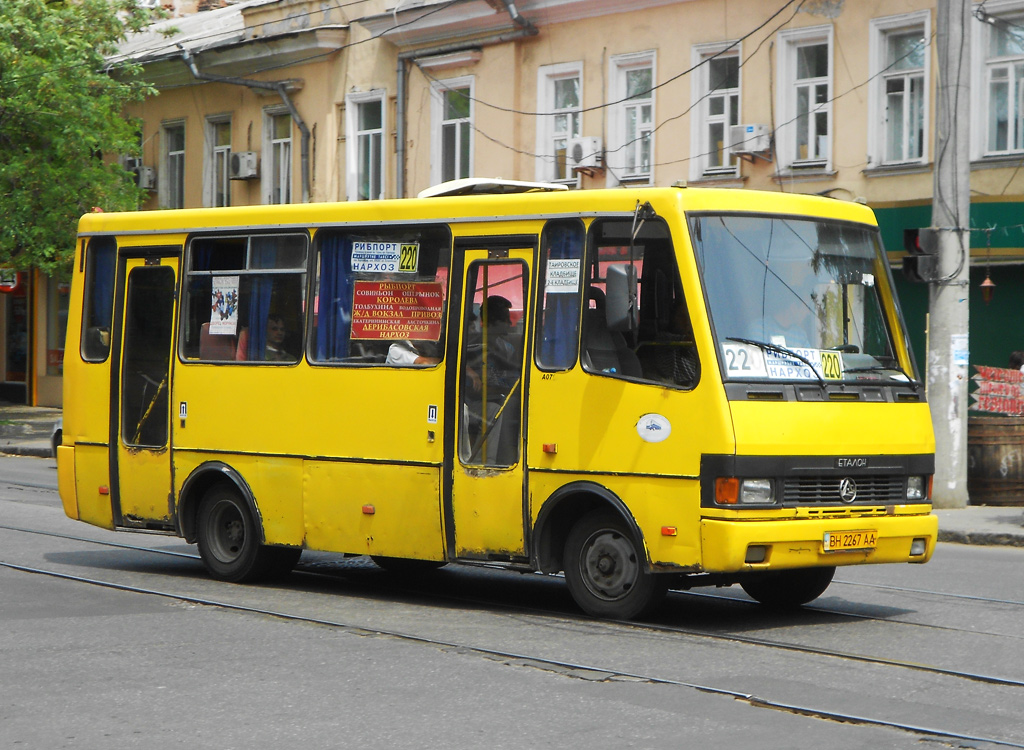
(196, 484, 277, 583)
(51, 429, 62, 459)
(563, 511, 667, 620)
(371, 556, 446, 574)
(740, 566, 836, 608)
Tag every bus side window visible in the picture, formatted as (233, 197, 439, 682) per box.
(181, 234, 307, 364)
(80, 236, 117, 362)
(535, 219, 584, 371)
(582, 219, 699, 389)
(309, 226, 451, 366)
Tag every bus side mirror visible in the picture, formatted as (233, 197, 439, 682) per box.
(606, 264, 638, 333)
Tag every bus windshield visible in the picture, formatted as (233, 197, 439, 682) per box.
(690, 213, 913, 385)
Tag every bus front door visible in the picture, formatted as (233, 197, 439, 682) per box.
(449, 250, 532, 561)
(112, 254, 178, 529)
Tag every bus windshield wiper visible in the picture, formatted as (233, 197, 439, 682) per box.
(843, 365, 921, 391)
(726, 337, 826, 387)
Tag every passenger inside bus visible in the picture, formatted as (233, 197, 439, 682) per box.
(386, 340, 442, 365)
(263, 315, 295, 361)
(462, 295, 522, 465)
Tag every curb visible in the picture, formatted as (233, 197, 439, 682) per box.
(0, 445, 53, 458)
(938, 529, 1024, 547)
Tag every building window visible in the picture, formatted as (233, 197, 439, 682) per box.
(535, 63, 581, 183)
(608, 52, 655, 184)
(46, 277, 70, 377)
(162, 122, 185, 209)
(431, 78, 473, 185)
(869, 13, 929, 167)
(206, 118, 231, 207)
(691, 44, 740, 179)
(265, 111, 292, 204)
(346, 91, 385, 201)
(985, 8, 1024, 154)
(777, 26, 833, 170)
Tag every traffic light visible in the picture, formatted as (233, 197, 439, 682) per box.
(902, 227, 939, 283)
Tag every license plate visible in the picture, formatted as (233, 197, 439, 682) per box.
(823, 529, 877, 552)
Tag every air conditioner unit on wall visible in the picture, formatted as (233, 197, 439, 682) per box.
(728, 124, 771, 154)
(567, 136, 603, 170)
(229, 151, 259, 180)
(134, 166, 156, 191)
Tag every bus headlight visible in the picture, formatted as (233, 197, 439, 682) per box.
(715, 477, 776, 505)
(907, 476, 926, 501)
(739, 478, 775, 504)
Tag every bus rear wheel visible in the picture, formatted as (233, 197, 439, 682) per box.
(563, 511, 667, 620)
(196, 485, 278, 583)
(739, 566, 836, 608)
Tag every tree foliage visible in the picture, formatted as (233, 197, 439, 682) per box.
(0, 0, 158, 274)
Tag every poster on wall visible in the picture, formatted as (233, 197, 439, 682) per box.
(209, 276, 239, 335)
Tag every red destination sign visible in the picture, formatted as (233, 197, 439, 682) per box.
(350, 281, 444, 341)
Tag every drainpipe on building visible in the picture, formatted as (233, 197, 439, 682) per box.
(394, 13, 537, 198)
(180, 48, 311, 203)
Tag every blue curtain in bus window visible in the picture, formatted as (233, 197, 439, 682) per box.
(315, 234, 353, 360)
(246, 243, 277, 360)
(91, 240, 116, 329)
(538, 223, 583, 369)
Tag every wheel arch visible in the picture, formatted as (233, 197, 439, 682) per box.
(531, 481, 646, 574)
(177, 461, 264, 545)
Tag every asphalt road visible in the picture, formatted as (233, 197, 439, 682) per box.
(2, 455, 1023, 749)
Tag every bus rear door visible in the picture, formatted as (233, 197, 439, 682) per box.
(111, 251, 178, 529)
(447, 241, 533, 562)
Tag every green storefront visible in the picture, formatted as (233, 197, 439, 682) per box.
(875, 199, 1024, 376)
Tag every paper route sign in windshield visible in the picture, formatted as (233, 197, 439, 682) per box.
(722, 342, 842, 380)
(764, 347, 827, 380)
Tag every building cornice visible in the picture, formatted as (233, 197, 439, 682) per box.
(360, 0, 692, 48)
(125, 26, 349, 89)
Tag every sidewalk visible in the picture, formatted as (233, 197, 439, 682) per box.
(2, 402, 1022, 546)
(0, 401, 60, 458)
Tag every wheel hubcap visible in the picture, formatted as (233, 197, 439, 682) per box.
(209, 500, 245, 563)
(580, 529, 639, 601)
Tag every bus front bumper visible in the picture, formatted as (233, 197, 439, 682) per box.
(699, 511, 938, 573)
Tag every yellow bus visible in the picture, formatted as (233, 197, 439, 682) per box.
(57, 183, 937, 619)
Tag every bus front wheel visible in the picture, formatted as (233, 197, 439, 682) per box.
(563, 511, 667, 620)
(196, 485, 278, 583)
(739, 566, 836, 608)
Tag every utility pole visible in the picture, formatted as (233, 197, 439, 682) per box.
(928, 0, 972, 508)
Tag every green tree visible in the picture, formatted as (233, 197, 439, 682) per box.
(0, 0, 158, 275)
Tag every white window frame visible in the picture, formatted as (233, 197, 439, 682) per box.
(346, 90, 386, 201)
(689, 42, 741, 181)
(430, 76, 474, 187)
(160, 120, 186, 209)
(606, 51, 656, 186)
(262, 108, 292, 205)
(868, 12, 930, 168)
(776, 25, 834, 171)
(535, 62, 582, 184)
(971, 0, 1024, 160)
(204, 115, 232, 208)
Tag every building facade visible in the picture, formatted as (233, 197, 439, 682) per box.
(11, 0, 1024, 406)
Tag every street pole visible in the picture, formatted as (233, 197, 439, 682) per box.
(929, 0, 971, 508)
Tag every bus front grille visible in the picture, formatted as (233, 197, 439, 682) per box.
(782, 476, 905, 504)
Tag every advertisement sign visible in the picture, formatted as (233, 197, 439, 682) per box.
(350, 281, 444, 341)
